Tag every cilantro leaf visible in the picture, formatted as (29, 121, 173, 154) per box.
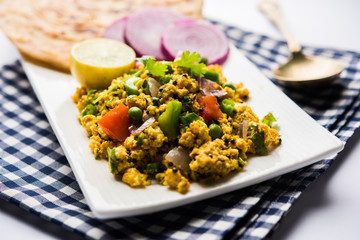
(262, 112, 277, 128)
(136, 56, 167, 77)
(171, 51, 206, 77)
(249, 125, 267, 155)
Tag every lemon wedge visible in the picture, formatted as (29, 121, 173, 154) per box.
(70, 38, 136, 89)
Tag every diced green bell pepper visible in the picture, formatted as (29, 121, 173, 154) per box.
(158, 100, 182, 139)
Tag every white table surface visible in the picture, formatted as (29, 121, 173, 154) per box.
(1, 0, 360, 239)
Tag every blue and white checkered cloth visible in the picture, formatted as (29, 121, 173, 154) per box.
(1, 22, 360, 240)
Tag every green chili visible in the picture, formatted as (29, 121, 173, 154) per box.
(125, 76, 140, 95)
(142, 80, 150, 95)
(203, 70, 221, 84)
(220, 99, 235, 116)
(180, 112, 201, 126)
(223, 82, 237, 92)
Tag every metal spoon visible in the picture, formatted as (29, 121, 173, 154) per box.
(258, 0, 344, 87)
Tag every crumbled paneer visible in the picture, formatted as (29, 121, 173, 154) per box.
(179, 120, 211, 148)
(122, 168, 151, 187)
(157, 168, 190, 194)
(73, 56, 281, 194)
(189, 139, 242, 179)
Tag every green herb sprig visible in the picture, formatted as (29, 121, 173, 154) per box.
(171, 51, 206, 77)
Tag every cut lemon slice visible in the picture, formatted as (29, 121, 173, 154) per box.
(70, 38, 136, 89)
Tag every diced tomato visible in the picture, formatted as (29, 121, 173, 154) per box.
(134, 61, 144, 70)
(198, 95, 223, 121)
(98, 103, 131, 141)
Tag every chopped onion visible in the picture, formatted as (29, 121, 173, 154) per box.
(148, 77, 161, 97)
(129, 116, 155, 134)
(142, 111, 151, 121)
(240, 120, 248, 138)
(165, 147, 191, 172)
(198, 75, 227, 97)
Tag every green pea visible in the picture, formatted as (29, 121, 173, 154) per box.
(209, 123, 222, 140)
(128, 107, 143, 124)
(223, 82, 236, 92)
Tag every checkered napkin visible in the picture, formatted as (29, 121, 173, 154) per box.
(1, 22, 360, 240)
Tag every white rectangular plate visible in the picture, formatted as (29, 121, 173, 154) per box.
(22, 45, 344, 219)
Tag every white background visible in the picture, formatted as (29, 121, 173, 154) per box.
(0, 0, 359, 239)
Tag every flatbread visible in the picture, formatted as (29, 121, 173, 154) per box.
(0, 0, 203, 72)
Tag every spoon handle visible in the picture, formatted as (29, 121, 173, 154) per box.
(258, 0, 302, 53)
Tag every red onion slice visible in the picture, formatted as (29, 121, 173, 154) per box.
(198, 75, 227, 97)
(124, 7, 188, 60)
(129, 116, 155, 135)
(102, 17, 128, 43)
(161, 19, 230, 64)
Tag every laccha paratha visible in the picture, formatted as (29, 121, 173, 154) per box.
(0, 0, 203, 72)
